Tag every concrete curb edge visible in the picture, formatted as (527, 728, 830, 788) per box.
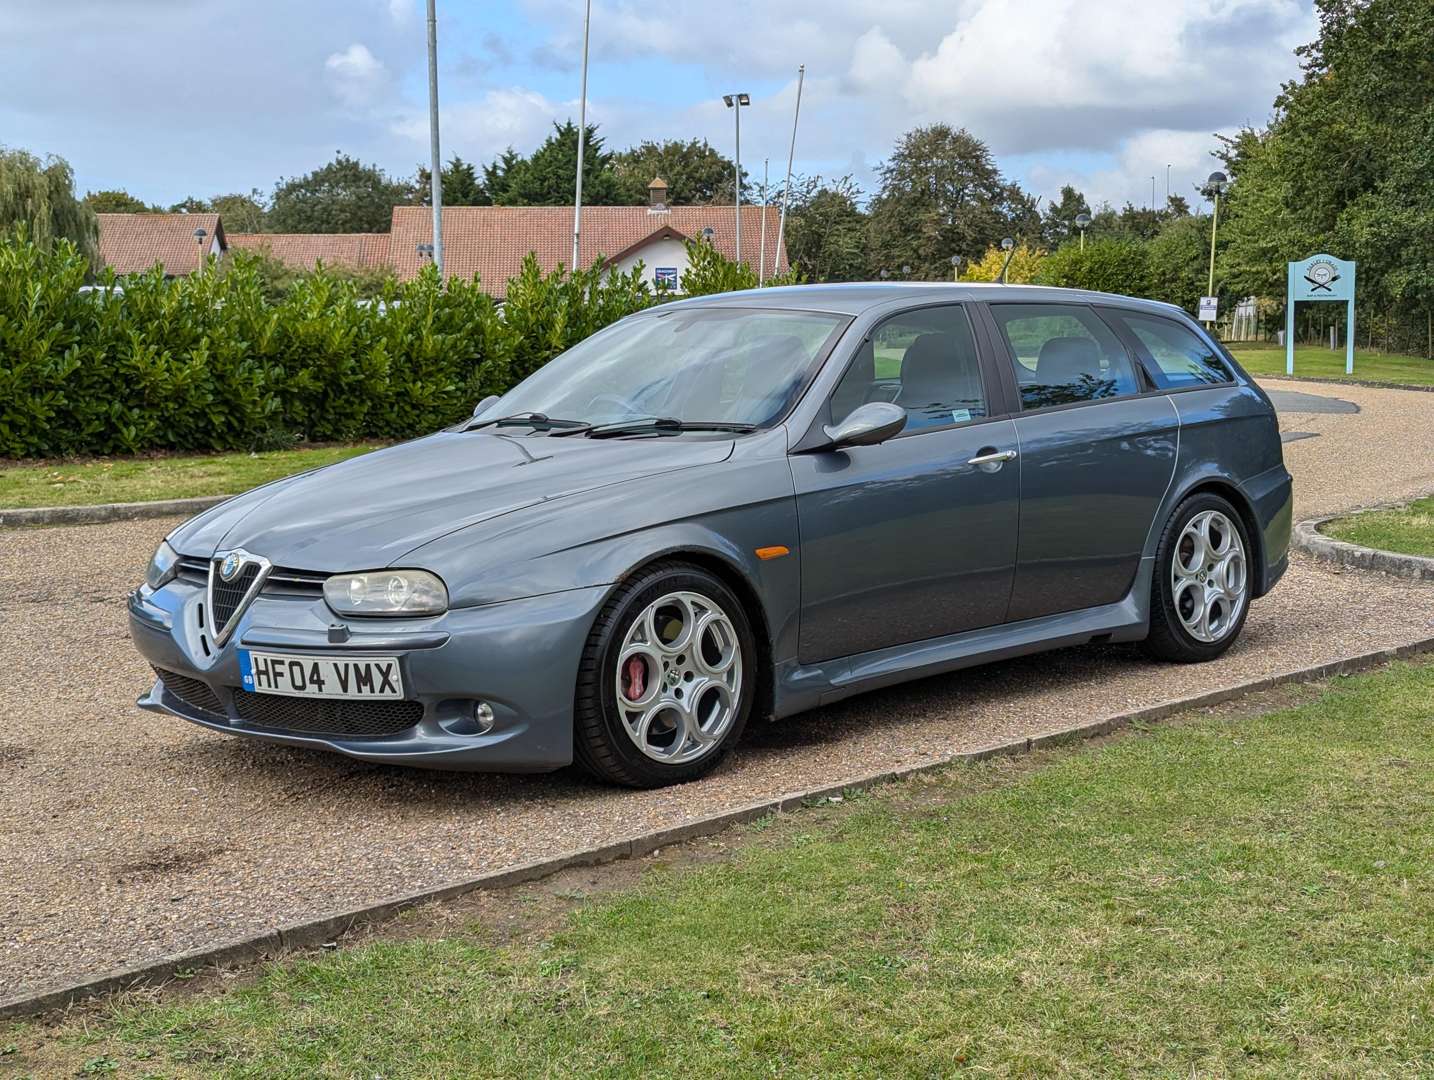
(1293, 510, 1434, 582)
(0, 495, 228, 530)
(5, 634, 1433, 1021)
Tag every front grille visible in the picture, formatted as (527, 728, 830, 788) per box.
(154, 667, 224, 716)
(176, 556, 209, 587)
(211, 562, 260, 635)
(262, 568, 329, 598)
(232, 690, 424, 738)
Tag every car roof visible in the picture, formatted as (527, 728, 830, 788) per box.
(662, 282, 1189, 319)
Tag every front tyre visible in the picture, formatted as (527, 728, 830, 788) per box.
(574, 562, 755, 787)
(1142, 493, 1253, 663)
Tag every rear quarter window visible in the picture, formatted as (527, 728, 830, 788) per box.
(1106, 310, 1233, 389)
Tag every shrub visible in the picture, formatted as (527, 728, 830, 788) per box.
(1036, 237, 1153, 297)
(961, 242, 1046, 283)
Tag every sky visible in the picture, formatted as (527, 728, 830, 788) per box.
(0, 0, 1316, 213)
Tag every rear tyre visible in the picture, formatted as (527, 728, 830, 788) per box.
(1142, 492, 1253, 663)
(574, 561, 755, 788)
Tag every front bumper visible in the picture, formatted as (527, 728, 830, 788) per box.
(127, 579, 610, 772)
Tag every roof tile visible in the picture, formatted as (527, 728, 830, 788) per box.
(388, 205, 788, 297)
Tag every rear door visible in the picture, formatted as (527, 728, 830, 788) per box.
(790, 303, 1020, 663)
(981, 302, 1178, 623)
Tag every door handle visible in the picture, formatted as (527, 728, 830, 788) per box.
(966, 449, 1017, 467)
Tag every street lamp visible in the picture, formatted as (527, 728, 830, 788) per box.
(1202, 171, 1230, 321)
(949, 254, 961, 282)
(193, 227, 207, 275)
(999, 236, 1015, 284)
(723, 92, 750, 265)
(1074, 212, 1091, 251)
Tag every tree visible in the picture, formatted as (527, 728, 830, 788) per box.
(486, 122, 626, 208)
(168, 196, 211, 214)
(865, 125, 1030, 279)
(268, 152, 410, 233)
(84, 189, 156, 214)
(1147, 213, 1215, 314)
(414, 155, 489, 207)
(612, 139, 743, 204)
(783, 175, 868, 282)
(0, 146, 98, 266)
(209, 190, 269, 232)
(1218, 0, 1434, 351)
(1041, 185, 1091, 247)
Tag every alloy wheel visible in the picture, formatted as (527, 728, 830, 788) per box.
(614, 590, 744, 764)
(1171, 509, 1248, 644)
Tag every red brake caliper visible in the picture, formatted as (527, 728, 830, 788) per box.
(623, 656, 646, 700)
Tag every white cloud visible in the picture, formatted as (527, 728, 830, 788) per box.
(325, 43, 391, 108)
(391, 88, 562, 159)
(1022, 128, 1229, 211)
(846, 28, 905, 93)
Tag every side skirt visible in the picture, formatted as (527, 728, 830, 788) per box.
(773, 557, 1154, 718)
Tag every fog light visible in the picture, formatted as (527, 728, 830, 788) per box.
(473, 701, 496, 733)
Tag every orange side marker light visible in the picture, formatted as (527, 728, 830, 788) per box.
(755, 545, 790, 561)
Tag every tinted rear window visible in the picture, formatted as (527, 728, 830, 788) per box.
(1105, 310, 1233, 388)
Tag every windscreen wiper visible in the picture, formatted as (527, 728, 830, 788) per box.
(462, 412, 587, 433)
(569, 417, 758, 439)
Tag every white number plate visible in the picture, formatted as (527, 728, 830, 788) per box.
(238, 650, 403, 700)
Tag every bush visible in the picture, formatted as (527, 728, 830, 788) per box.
(0, 232, 799, 459)
(1036, 237, 1152, 297)
(962, 242, 1046, 283)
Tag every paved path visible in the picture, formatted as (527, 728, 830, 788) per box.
(1264, 378, 1434, 519)
(3, 383, 1433, 999)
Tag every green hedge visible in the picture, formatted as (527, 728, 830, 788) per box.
(0, 236, 665, 458)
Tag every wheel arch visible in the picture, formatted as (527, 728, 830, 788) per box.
(610, 547, 776, 723)
(1163, 476, 1269, 597)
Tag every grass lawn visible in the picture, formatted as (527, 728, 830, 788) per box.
(1327, 494, 1434, 558)
(0, 443, 385, 509)
(7, 661, 1434, 1077)
(1228, 341, 1434, 386)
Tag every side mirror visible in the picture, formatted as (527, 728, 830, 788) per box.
(822, 402, 906, 450)
(471, 394, 500, 419)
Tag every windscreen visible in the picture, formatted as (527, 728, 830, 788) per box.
(490, 307, 849, 428)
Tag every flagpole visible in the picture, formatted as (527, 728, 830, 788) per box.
(571, 0, 591, 272)
(774, 63, 804, 278)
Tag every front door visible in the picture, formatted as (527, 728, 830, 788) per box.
(790, 304, 1020, 664)
(983, 302, 1178, 623)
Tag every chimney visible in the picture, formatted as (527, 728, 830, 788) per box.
(647, 176, 669, 211)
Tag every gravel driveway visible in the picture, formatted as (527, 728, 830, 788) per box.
(4, 383, 1433, 1001)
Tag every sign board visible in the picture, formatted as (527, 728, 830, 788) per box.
(1198, 296, 1219, 322)
(654, 267, 679, 289)
(1286, 254, 1356, 375)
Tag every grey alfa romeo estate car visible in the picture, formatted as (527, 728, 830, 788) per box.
(129, 283, 1292, 787)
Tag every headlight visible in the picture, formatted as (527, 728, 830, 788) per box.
(323, 569, 448, 617)
(145, 540, 180, 590)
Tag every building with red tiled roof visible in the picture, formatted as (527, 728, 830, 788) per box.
(389, 196, 788, 297)
(228, 233, 392, 272)
(97, 184, 788, 295)
(97, 213, 225, 276)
